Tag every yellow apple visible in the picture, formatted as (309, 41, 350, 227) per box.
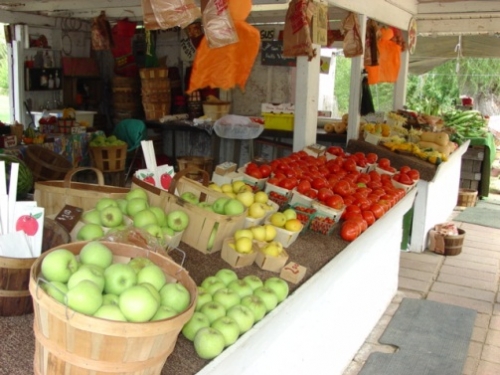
(250, 226, 267, 242)
(261, 241, 283, 257)
(284, 219, 302, 232)
(269, 212, 287, 228)
(232, 180, 246, 193)
(224, 192, 236, 199)
(234, 229, 254, 241)
(282, 208, 297, 220)
(208, 183, 223, 192)
(254, 191, 269, 204)
(221, 184, 233, 194)
(238, 184, 254, 193)
(264, 224, 277, 242)
(235, 237, 253, 254)
(236, 190, 255, 208)
(248, 202, 267, 219)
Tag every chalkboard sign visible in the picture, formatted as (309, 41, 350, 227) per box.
(261, 41, 296, 67)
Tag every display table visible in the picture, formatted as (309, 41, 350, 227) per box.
(161, 188, 417, 375)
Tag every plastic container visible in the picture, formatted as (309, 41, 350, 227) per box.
(263, 113, 294, 131)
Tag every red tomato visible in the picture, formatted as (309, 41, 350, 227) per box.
(267, 177, 281, 186)
(366, 153, 378, 164)
(333, 179, 351, 197)
(398, 173, 414, 185)
(369, 203, 385, 219)
(247, 168, 263, 179)
(407, 169, 420, 181)
(392, 173, 401, 182)
(340, 220, 361, 241)
(304, 189, 318, 199)
(317, 187, 334, 202)
(345, 204, 361, 214)
(325, 194, 344, 210)
(355, 197, 371, 211)
(354, 217, 368, 232)
(311, 177, 327, 190)
(279, 178, 297, 190)
(342, 158, 358, 172)
(246, 162, 259, 172)
(399, 165, 411, 174)
(297, 179, 312, 194)
(259, 164, 272, 178)
(368, 170, 381, 181)
(367, 180, 383, 190)
(343, 196, 355, 206)
(357, 173, 371, 184)
(362, 210, 376, 226)
(327, 146, 344, 156)
(343, 211, 364, 222)
(378, 158, 391, 169)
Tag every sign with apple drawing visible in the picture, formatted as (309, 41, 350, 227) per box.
(16, 212, 42, 236)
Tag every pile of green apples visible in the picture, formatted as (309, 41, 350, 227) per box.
(180, 191, 246, 216)
(181, 268, 289, 359)
(89, 134, 126, 147)
(77, 188, 190, 247)
(39, 241, 191, 322)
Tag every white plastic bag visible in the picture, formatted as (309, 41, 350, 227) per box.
(213, 115, 264, 139)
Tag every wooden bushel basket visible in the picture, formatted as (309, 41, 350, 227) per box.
(457, 188, 478, 207)
(29, 241, 197, 375)
(90, 144, 128, 172)
(34, 167, 130, 216)
(25, 145, 74, 182)
(0, 218, 70, 316)
(429, 228, 466, 256)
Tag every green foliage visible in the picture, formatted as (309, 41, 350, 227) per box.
(334, 56, 351, 114)
(0, 30, 8, 93)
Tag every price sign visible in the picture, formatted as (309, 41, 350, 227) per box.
(261, 41, 296, 67)
(55, 204, 83, 232)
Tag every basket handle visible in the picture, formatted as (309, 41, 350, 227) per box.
(63, 167, 106, 187)
(167, 167, 210, 200)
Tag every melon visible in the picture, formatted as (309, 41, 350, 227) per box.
(0, 154, 34, 198)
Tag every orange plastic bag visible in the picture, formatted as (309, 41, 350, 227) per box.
(366, 27, 401, 84)
(187, 0, 260, 93)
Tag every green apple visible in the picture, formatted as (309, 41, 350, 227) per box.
(223, 199, 245, 216)
(67, 264, 105, 292)
(196, 286, 212, 311)
(200, 301, 226, 324)
(140, 282, 161, 303)
(116, 199, 128, 215)
(242, 275, 263, 291)
(41, 281, 68, 304)
(41, 248, 78, 283)
(126, 188, 149, 201)
(180, 192, 199, 204)
(212, 288, 241, 310)
(182, 311, 210, 341)
(264, 277, 289, 303)
(133, 209, 158, 228)
(151, 305, 178, 321)
(240, 295, 267, 322)
(212, 197, 229, 214)
(226, 304, 255, 334)
(81, 210, 102, 226)
(103, 263, 137, 295)
(128, 257, 154, 273)
(95, 198, 118, 211)
(119, 284, 159, 322)
(159, 282, 191, 313)
(76, 223, 105, 241)
(253, 286, 279, 312)
(282, 208, 297, 220)
(149, 206, 167, 227)
(102, 293, 119, 305)
(93, 304, 127, 321)
(166, 210, 189, 232)
(99, 205, 124, 228)
(137, 264, 166, 291)
(126, 198, 149, 217)
(79, 241, 113, 269)
(143, 224, 165, 245)
(193, 327, 226, 359)
(211, 316, 240, 347)
(206, 226, 217, 252)
(201, 276, 225, 295)
(161, 226, 175, 237)
(65, 280, 103, 315)
(227, 279, 253, 299)
(215, 268, 238, 286)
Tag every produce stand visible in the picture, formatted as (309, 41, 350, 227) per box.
(160, 189, 417, 375)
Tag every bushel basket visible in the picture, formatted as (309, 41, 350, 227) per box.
(29, 241, 197, 375)
(25, 145, 74, 182)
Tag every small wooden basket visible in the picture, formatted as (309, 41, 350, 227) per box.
(90, 144, 127, 172)
(429, 228, 466, 256)
(202, 102, 231, 120)
(25, 145, 74, 181)
(457, 188, 478, 207)
(177, 156, 214, 181)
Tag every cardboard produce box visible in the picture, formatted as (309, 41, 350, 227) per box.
(221, 238, 258, 268)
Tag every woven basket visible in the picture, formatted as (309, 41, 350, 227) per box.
(89, 144, 127, 172)
(177, 156, 214, 178)
(143, 102, 170, 120)
(140, 67, 169, 80)
(457, 188, 477, 207)
(202, 102, 231, 120)
(25, 145, 74, 181)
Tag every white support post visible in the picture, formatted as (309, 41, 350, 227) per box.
(346, 14, 367, 143)
(293, 43, 321, 152)
(394, 31, 409, 110)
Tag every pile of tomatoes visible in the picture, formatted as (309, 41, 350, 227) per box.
(244, 147, 419, 243)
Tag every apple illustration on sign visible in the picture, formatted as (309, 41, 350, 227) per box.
(161, 173, 173, 189)
(16, 212, 42, 236)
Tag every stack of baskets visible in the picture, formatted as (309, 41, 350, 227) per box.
(89, 144, 128, 172)
(140, 67, 171, 120)
(112, 76, 143, 121)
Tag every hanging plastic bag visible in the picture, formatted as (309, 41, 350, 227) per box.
(91, 12, 114, 51)
(213, 115, 264, 139)
(187, 0, 260, 93)
(282, 0, 315, 59)
(203, 0, 238, 48)
(364, 19, 379, 67)
(142, 0, 201, 30)
(341, 12, 363, 58)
